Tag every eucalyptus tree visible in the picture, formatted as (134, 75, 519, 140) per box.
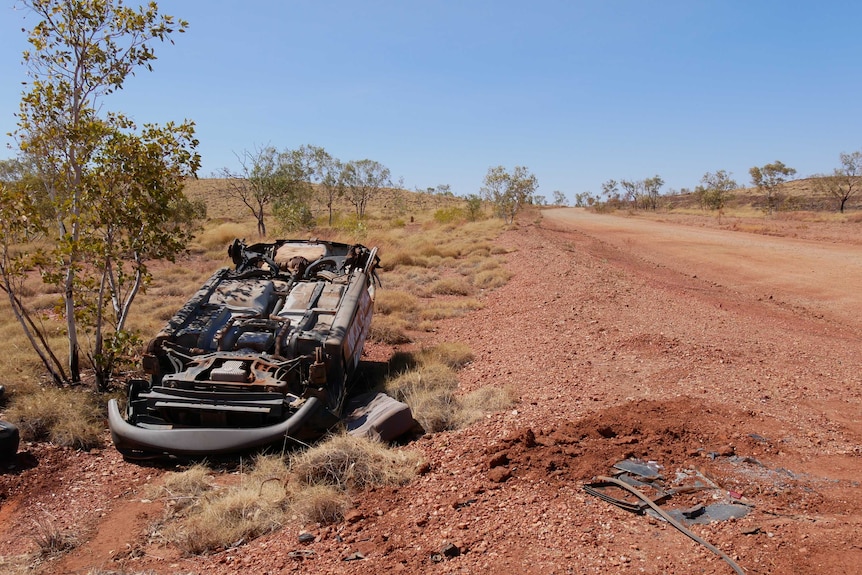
(480, 165, 538, 223)
(696, 170, 738, 212)
(750, 161, 796, 214)
(341, 159, 392, 219)
(812, 151, 862, 213)
(7, 0, 199, 388)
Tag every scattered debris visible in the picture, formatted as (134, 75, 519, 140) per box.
(584, 458, 749, 575)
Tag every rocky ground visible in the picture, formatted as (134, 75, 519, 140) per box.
(1, 208, 861, 575)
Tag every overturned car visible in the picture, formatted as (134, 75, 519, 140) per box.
(108, 238, 392, 459)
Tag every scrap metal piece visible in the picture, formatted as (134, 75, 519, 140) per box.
(613, 458, 663, 479)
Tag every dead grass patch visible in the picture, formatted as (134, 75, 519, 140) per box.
(473, 268, 512, 289)
(33, 517, 78, 558)
(383, 345, 516, 433)
(289, 434, 421, 491)
(158, 439, 421, 552)
(453, 385, 519, 428)
(0, 555, 33, 575)
(429, 277, 473, 296)
(195, 222, 256, 251)
(417, 298, 483, 322)
(374, 290, 419, 315)
(289, 484, 351, 525)
(6, 387, 103, 449)
(369, 316, 412, 345)
(161, 456, 289, 554)
(414, 342, 474, 369)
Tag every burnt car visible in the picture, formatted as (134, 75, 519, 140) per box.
(108, 238, 380, 459)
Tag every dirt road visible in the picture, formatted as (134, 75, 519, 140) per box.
(543, 208, 862, 331)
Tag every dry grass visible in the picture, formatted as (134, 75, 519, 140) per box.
(289, 434, 421, 491)
(453, 385, 519, 428)
(414, 342, 474, 369)
(382, 344, 516, 433)
(194, 222, 257, 251)
(374, 289, 419, 315)
(429, 277, 474, 296)
(383, 362, 460, 432)
(33, 517, 78, 558)
(289, 483, 351, 525)
(157, 438, 421, 552)
(369, 315, 412, 345)
(0, 555, 34, 575)
(473, 267, 512, 290)
(5, 386, 103, 449)
(160, 456, 290, 554)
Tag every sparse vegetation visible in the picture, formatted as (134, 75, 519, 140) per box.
(154, 437, 422, 553)
(5, 386, 103, 449)
(383, 343, 517, 433)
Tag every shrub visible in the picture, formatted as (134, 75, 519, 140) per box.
(433, 207, 464, 224)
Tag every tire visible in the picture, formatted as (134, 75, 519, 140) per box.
(0, 420, 19, 461)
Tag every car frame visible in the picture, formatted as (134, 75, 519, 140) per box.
(108, 238, 379, 459)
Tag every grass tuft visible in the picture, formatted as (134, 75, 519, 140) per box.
(6, 387, 103, 450)
(289, 434, 421, 491)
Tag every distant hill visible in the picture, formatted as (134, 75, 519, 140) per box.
(182, 178, 464, 223)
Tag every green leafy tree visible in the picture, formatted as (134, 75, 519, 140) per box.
(302, 145, 342, 226)
(8, 0, 198, 387)
(642, 175, 664, 210)
(750, 161, 796, 214)
(465, 194, 483, 221)
(341, 159, 391, 219)
(271, 146, 318, 231)
(480, 165, 538, 223)
(618, 176, 663, 210)
(0, 170, 68, 384)
(696, 170, 738, 212)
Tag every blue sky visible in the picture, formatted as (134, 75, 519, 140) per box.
(2, 1, 861, 201)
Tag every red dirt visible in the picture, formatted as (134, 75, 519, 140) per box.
(2, 208, 862, 574)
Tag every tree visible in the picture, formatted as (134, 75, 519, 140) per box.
(696, 170, 737, 212)
(750, 161, 796, 214)
(480, 165, 538, 223)
(465, 194, 483, 221)
(341, 159, 391, 219)
(8, 0, 198, 387)
(303, 145, 342, 226)
(812, 151, 862, 213)
(573, 192, 595, 207)
(552, 190, 568, 206)
(642, 175, 664, 211)
(601, 179, 621, 206)
(221, 145, 284, 237)
(618, 176, 664, 210)
(0, 167, 68, 384)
